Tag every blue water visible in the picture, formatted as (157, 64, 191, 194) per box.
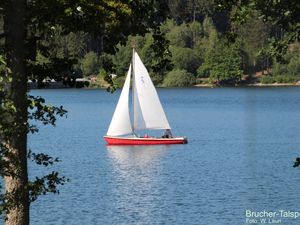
(27, 87, 300, 225)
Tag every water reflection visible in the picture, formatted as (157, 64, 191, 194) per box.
(244, 90, 259, 206)
(244, 89, 258, 168)
(105, 145, 170, 224)
(106, 145, 170, 167)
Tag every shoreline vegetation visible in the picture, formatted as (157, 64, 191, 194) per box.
(97, 74, 300, 88)
(25, 15, 300, 91)
(28, 74, 300, 89)
(194, 83, 300, 87)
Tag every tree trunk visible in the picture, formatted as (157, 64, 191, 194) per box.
(3, 0, 29, 224)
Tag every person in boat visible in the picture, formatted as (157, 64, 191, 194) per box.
(162, 129, 172, 138)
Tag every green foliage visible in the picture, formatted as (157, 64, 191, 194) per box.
(287, 55, 300, 76)
(112, 34, 148, 76)
(36, 51, 51, 65)
(0, 55, 5, 65)
(99, 53, 114, 74)
(41, 27, 88, 60)
(165, 20, 203, 49)
(27, 151, 68, 203)
(235, 10, 270, 71)
(162, 69, 196, 87)
(109, 15, 250, 86)
(32, 28, 88, 82)
(150, 29, 173, 84)
(259, 75, 300, 84)
(259, 76, 276, 84)
(1, 92, 68, 214)
(160, 19, 176, 34)
(81, 52, 100, 76)
(275, 75, 300, 83)
(112, 31, 173, 85)
(199, 40, 243, 84)
(167, 0, 191, 23)
(140, 34, 155, 69)
(114, 76, 126, 89)
(272, 45, 300, 77)
(28, 171, 69, 202)
(272, 63, 288, 76)
(167, 0, 216, 23)
(171, 47, 201, 74)
(216, 0, 300, 63)
(166, 23, 193, 48)
(28, 95, 67, 128)
(28, 54, 78, 87)
(197, 62, 210, 78)
(113, 43, 132, 76)
(190, 21, 203, 43)
(21, 1, 296, 88)
(202, 17, 215, 37)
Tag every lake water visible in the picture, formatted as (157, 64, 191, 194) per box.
(27, 87, 300, 225)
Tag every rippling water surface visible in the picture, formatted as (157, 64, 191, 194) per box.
(26, 87, 300, 225)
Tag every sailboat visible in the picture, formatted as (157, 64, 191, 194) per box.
(104, 49, 187, 145)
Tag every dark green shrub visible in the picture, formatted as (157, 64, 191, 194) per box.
(162, 69, 195, 87)
(81, 51, 100, 76)
(287, 55, 300, 76)
(275, 75, 300, 83)
(259, 76, 276, 84)
(171, 47, 201, 74)
(113, 76, 125, 88)
(259, 75, 300, 84)
(166, 23, 192, 48)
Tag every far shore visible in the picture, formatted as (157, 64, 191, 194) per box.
(29, 80, 300, 89)
(194, 82, 300, 88)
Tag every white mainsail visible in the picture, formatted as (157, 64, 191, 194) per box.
(106, 50, 171, 137)
(106, 65, 132, 136)
(132, 51, 171, 130)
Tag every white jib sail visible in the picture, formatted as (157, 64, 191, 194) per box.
(133, 51, 171, 130)
(106, 65, 133, 136)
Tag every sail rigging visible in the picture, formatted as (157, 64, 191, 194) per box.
(106, 50, 171, 137)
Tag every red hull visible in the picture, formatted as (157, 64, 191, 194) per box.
(104, 136, 188, 145)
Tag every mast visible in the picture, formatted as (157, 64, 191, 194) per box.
(131, 48, 136, 136)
